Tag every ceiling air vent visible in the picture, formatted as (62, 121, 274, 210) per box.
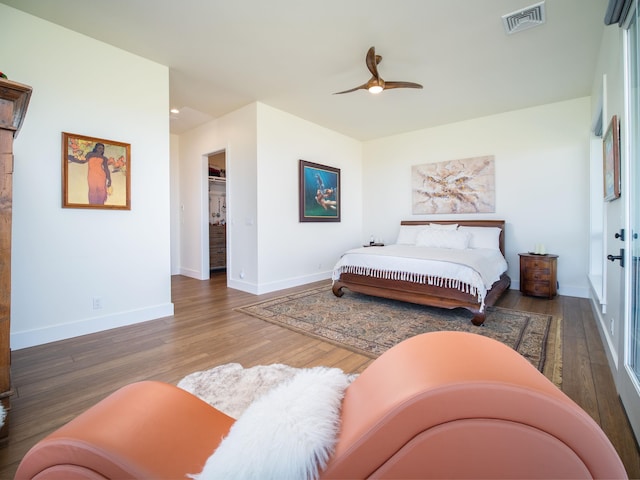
(502, 1, 546, 35)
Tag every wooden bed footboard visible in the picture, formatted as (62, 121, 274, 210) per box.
(332, 220, 511, 326)
(332, 273, 511, 325)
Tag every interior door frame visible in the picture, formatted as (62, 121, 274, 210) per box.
(201, 147, 228, 280)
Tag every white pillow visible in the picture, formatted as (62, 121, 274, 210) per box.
(395, 223, 459, 245)
(428, 223, 458, 230)
(193, 367, 350, 480)
(458, 226, 502, 250)
(395, 225, 427, 245)
(415, 228, 471, 250)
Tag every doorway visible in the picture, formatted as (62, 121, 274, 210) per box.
(207, 150, 227, 276)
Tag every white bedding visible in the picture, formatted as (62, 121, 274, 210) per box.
(332, 244, 508, 311)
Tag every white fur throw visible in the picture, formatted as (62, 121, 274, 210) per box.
(191, 367, 350, 480)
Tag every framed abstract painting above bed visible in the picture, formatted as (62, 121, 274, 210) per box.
(411, 156, 495, 214)
(332, 220, 511, 325)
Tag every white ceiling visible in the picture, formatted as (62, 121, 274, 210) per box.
(2, 0, 607, 140)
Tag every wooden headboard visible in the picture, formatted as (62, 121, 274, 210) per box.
(400, 220, 506, 255)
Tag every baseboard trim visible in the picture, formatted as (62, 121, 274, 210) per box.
(11, 303, 175, 350)
(179, 267, 207, 280)
(254, 271, 332, 295)
(227, 271, 333, 295)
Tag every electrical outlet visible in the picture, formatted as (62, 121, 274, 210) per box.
(92, 297, 103, 310)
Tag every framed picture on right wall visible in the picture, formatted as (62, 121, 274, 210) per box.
(603, 114, 620, 202)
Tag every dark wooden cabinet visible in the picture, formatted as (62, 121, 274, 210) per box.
(209, 224, 226, 270)
(0, 78, 32, 441)
(519, 253, 558, 298)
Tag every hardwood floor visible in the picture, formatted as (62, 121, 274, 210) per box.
(1, 272, 639, 478)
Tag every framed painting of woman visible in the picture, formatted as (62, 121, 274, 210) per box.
(62, 132, 131, 210)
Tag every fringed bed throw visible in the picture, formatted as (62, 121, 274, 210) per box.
(334, 265, 481, 305)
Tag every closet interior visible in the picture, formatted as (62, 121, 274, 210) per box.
(208, 151, 226, 271)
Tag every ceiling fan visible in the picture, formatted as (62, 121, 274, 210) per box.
(334, 46, 423, 95)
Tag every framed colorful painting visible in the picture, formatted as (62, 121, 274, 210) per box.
(62, 132, 131, 210)
(299, 160, 340, 222)
(603, 115, 620, 202)
(411, 155, 495, 214)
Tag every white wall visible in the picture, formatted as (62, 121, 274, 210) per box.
(255, 104, 362, 292)
(176, 103, 362, 293)
(178, 104, 259, 286)
(362, 98, 592, 297)
(1, 5, 173, 349)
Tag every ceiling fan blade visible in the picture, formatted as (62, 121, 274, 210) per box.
(383, 81, 423, 90)
(333, 83, 368, 95)
(365, 46, 381, 78)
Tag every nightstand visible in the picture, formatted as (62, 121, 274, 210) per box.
(519, 253, 558, 298)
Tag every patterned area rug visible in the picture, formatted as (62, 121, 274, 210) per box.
(236, 285, 562, 386)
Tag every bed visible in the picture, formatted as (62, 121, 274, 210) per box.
(331, 220, 511, 325)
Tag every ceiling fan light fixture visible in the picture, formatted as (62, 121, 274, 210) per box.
(367, 77, 384, 94)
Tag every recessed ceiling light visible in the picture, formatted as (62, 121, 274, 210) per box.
(170, 108, 180, 114)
